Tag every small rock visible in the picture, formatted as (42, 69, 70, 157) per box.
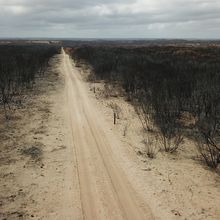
(142, 168, 151, 171)
(137, 150, 143, 156)
(171, 210, 181, 216)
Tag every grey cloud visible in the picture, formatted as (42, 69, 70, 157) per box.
(0, 0, 220, 38)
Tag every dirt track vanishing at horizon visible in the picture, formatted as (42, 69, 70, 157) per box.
(62, 48, 153, 219)
(1, 49, 219, 220)
(0, 48, 153, 220)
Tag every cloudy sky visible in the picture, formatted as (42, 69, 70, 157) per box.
(0, 0, 220, 39)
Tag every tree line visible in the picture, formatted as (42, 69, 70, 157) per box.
(0, 45, 59, 118)
(71, 45, 220, 168)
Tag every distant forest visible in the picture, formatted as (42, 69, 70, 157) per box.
(70, 45, 220, 168)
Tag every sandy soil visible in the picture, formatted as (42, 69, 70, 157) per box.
(0, 54, 82, 219)
(1, 48, 220, 220)
(0, 49, 153, 220)
(63, 49, 153, 219)
(80, 69, 220, 219)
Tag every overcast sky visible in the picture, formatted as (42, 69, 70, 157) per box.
(0, 0, 220, 39)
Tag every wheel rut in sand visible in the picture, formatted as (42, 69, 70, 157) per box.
(62, 48, 153, 220)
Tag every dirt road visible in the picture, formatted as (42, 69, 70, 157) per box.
(62, 48, 153, 220)
(1, 49, 219, 220)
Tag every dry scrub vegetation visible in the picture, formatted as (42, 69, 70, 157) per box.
(68, 45, 220, 219)
(0, 45, 58, 119)
(0, 47, 71, 219)
(71, 45, 220, 169)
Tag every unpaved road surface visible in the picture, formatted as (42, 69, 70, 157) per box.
(2, 49, 219, 220)
(62, 49, 153, 219)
